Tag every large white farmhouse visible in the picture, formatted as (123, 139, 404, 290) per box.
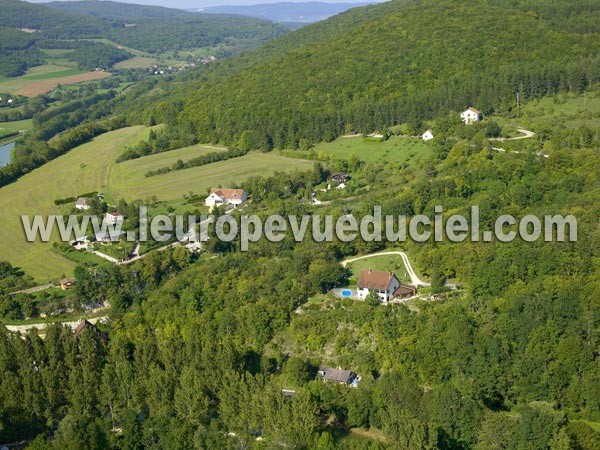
(357, 269, 401, 303)
(461, 107, 483, 124)
(205, 189, 247, 210)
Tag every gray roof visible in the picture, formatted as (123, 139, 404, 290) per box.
(318, 366, 357, 384)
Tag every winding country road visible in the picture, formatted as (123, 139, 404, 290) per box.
(341, 251, 429, 287)
(489, 128, 536, 142)
(489, 128, 548, 158)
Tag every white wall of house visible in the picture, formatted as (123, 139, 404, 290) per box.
(422, 130, 434, 141)
(104, 214, 124, 226)
(461, 109, 481, 124)
(205, 193, 225, 208)
(357, 277, 401, 303)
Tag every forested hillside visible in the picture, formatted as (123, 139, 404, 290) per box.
(126, 0, 600, 149)
(0, 27, 44, 77)
(1, 111, 600, 447)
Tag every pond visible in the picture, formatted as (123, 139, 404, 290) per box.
(0, 141, 15, 166)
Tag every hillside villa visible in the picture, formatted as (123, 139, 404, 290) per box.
(205, 188, 247, 210)
(461, 107, 483, 124)
(357, 269, 401, 302)
(357, 269, 417, 303)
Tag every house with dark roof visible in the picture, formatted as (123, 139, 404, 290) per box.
(357, 269, 401, 303)
(73, 320, 108, 344)
(317, 366, 357, 386)
(330, 173, 349, 184)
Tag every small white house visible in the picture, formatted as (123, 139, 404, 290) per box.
(104, 212, 124, 226)
(422, 129, 434, 141)
(205, 189, 247, 210)
(357, 269, 401, 303)
(75, 198, 91, 211)
(461, 107, 483, 124)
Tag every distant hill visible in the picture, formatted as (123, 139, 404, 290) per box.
(43, 0, 195, 20)
(197, 1, 382, 23)
(0, 0, 287, 55)
(131, 0, 600, 149)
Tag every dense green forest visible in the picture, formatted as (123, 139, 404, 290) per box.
(0, 0, 600, 448)
(1, 115, 600, 448)
(120, 0, 600, 150)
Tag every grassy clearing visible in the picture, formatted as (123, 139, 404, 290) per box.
(346, 254, 411, 284)
(491, 90, 600, 131)
(0, 127, 312, 280)
(313, 136, 431, 165)
(115, 57, 159, 69)
(0, 119, 34, 133)
(109, 151, 312, 203)
(111, 143, 227, 183)
(340, 427, 387, 443)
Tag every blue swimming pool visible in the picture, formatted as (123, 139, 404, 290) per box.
(342, 289, 353, 297)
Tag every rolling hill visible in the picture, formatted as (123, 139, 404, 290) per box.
(128, 0, 600, 150)
(0, 0, 287, 55)
(199, 1, 382, 24)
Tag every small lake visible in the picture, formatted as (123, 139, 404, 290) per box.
(0, 141, 15, 166)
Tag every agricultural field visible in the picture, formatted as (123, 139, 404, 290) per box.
(0, 119, 34, 133)
(313, 135, 432, 165)
(0, 64, 110, 96)
(110, 151, 311, 202)
(0, 127, 312, 280)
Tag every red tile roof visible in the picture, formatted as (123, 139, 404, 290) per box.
(210, 189, 245, 201)
(357, 269, 399, 291)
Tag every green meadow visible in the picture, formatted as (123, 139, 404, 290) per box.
(0, 127, 312, 280)
(313, 136, 432, 165)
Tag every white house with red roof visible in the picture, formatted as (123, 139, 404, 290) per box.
(357, 269, 401, 303)
(461, 107, 483, 124)
(205, 189, 247, 210)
